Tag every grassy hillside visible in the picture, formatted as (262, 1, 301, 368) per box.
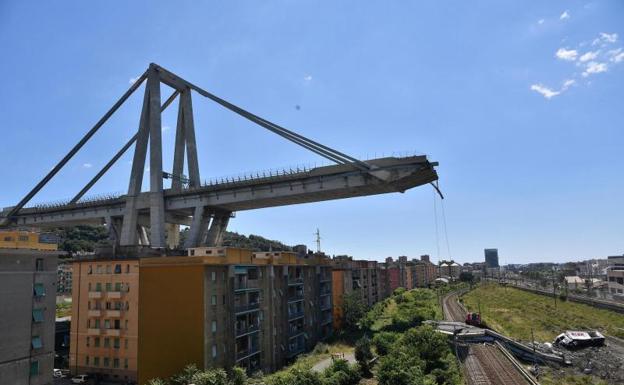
(461, 283, 624, 341)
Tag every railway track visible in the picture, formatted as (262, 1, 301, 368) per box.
(442, 291, 534, 385)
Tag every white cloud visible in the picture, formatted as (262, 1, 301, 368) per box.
(561, 79, 576, 90)
(555, 48, 578, 61)
(612, 52, 624, 63)
(128, 76, 140, 85)
(538, 19, 545, 25)
(83, 163, 93, 168)
(582, 62, 608, 77)
(303, 75, 313, 85)
(530, 84, 560, 99)
(560, 10, 570, 20)
(600, 33, 618, 43)
(579, 51, 599, 62)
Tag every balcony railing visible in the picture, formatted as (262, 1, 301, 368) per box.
(288, 310, 304, 320)
(287, 294, 304, 302)
(235, 302, 260, 314)
(235, 279, 260, 291)
(88, 292, 102, 299)
(321, 316, 333, 325)
(107, 291, 122, 299)
(320, 302, 332, 311)
(288, 277, 304, 285)
(236, 323, 260, 337)
(236, 347, 260, 361)
(288, 328, 304, 338)
(87, 310, 101, 317)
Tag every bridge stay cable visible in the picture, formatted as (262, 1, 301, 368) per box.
(1, 70, 149, 223)
(69, 90, 180, 204)
(3, 64, 381, 224)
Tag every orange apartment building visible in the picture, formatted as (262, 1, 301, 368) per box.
(70, 247, 332, 385)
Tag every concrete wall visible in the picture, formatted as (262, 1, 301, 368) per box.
(0, 250, 58, 385)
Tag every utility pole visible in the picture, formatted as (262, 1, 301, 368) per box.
(552, 267, 557, 310)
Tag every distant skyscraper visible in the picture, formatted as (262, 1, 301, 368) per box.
(484, 249, 499, 268)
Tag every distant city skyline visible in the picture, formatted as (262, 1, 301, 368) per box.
(1, 1, 623, 264)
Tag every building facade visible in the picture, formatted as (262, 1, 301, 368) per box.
(484, 248, 499, 268)
(57, 262, 73, 294)
(69, 247, 332, 384)
(607, 255, 624, 296)
(0, 249, 58, 385)
(0, 230, 58, 251)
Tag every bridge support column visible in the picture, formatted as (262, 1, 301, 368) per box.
(166, 223, 180, 249)
(183, 206, 211, 249)
(204, 211, 231, 247)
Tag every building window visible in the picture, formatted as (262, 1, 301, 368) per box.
(115, 282, 122, 291)
(94, 337, 100, 347)
(33, 283, 45, 297)
(88, 265, 93, 274)
(32, 308, 44, 323)
(124, 358, 128, 369)
(113, 358, 120, 368)
(94, 319, 100, 328)
(35, 258, 44, 271)
(93, 357, 100, 367)
(211, 295, 217, 306)
(211, 271, 216, 281)
(212, 345, 217, 358)
(190, 249, 195, 256)
(106, 283, 112, 292)
(3, 236, 12, 241)
(106, 265, 111, 274)
(114, 264, 122, 274)
(96, 283, 102, 292)
(31, 336, 42, 349)
(19, 235, 29, 242)
(211, 320, 217, 333)
(125, 339, 128, 349)
(85, 356, 90, 366)
(86, 337, 90, 347)
(103, 357, 110, 368)
(126, 264, 130, 273)
(96, 265, 102, 274)
(114, 338, 120, 349)
(104, 320, 110, 329)
(30, 361, 39, 376)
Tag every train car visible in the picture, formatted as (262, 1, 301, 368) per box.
(465, 312, 481, 326)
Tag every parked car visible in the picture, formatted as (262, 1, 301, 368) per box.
(71, 374, 90, 384)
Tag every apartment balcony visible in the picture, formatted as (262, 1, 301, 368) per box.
(288, 277, 304, 286)
(88, 291, 102, 299)
(288, 328, 304, 338)
(106, 329, 121, 337)
(87, 328, 101, 336)
(236, 347, 260, 361)
(106, 310, 121, 318)
(321, 316, 333, 325)
(234, 279, 260, 292)
(236, 323, 260, 337)
(287, 294, 304, 303)
(286, 345, 305, 358)
(320, 303, 332, 311)
(235, 302, 260, 314)
(107, 291, 122, 299)
(319, 287, 331, 296)
(87, 310, 101, 317)
(288, 310, 304, 320)
(320, 276, 332, 283)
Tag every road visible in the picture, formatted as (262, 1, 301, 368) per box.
(442, 292, 531, 385)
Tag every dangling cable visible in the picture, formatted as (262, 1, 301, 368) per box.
(440, 197, 453, 260)
(433, 187, 441, 261)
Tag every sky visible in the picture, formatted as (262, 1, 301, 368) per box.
(0, 1, 623, 265)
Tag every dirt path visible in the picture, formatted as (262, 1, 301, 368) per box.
(312, 352, 356, 372)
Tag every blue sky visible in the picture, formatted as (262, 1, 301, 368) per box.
(1, 1, 623, 264)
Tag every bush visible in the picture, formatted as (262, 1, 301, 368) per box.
(313, 342, 330, 355)
(354, 336, 373, 376)
(372, 332, 399, 356)
(321, 359, 360, 385)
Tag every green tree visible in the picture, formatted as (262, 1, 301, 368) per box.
(147, 379, 169, 385)
(372, 332, 399, 356)
(265, 364, 322, 385)
(354, 336, 373, 376)
(342, 292, 367, 331)
(228, 367, 247, 385)
(321, 359, 360, 385)
(171, 364, 200, 385)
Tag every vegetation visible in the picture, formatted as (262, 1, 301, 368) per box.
(354, 336, 373, 376)
(461, 283, 624, 340)
(56, 302, 72, 318)
(52, 225, 109, 256)
(260, 358, 360, 385)
(364, 288, 443, 332)
(341, 292, 368, 332)
(147, 364, 246, 385)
